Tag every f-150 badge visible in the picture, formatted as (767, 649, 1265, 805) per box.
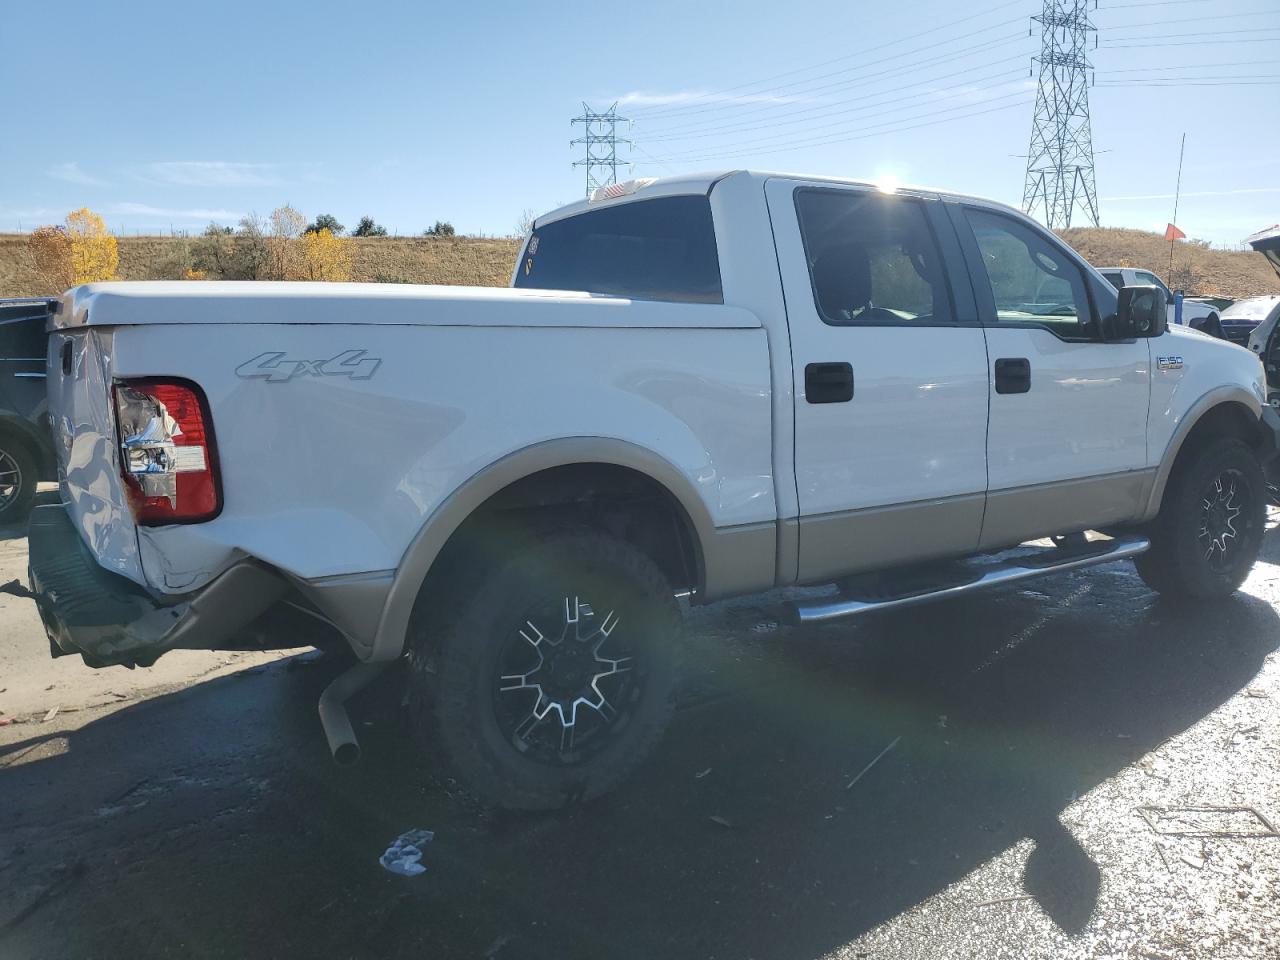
(235, 350, 382, 383)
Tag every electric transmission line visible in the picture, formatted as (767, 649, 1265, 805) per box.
(1022, 0, 1099, 230)
(570, 103, 632, 198)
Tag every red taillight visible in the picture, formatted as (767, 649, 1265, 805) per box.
(113, 379, 221, 525)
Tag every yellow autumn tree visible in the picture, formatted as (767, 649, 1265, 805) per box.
(65, 208, 119, 284)
(301, 228, 352, 281)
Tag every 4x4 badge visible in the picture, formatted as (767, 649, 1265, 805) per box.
(235, 350, 382, 383)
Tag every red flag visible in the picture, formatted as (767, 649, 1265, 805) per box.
(1164, 223, 1186, 241)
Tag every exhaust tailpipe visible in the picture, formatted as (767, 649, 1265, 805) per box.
(317, 660, 388, 765)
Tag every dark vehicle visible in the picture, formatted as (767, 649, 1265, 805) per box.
(0, 298, 57, 520)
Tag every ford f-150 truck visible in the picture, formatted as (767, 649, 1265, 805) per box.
(28, 171, 1280, 809)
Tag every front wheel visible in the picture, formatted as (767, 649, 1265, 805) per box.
(1135, 438, 1266, 599)
(411, 527, 682, 810)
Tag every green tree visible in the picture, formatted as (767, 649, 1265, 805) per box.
(192, 222, 235, 278)
(351, 216, 387, 237)
(423, 220, 455, 237)
(305, 213, 344, 236)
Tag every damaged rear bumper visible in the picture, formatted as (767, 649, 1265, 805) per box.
(28, 504, 287, 668)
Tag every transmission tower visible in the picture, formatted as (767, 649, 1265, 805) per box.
(1022, 0, 1099, 229)
(571, 102, 632, 197)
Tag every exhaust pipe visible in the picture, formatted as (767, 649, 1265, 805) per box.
(318, 660, 389, 766)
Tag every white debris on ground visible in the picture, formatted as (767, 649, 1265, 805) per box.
(379, 829, 435, 877)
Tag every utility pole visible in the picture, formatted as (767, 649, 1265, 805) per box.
(1022, 0, 1099, 230)
(571, 102, 632, 198)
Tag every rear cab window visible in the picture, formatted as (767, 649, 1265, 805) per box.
(793, 188, 956, 326)
(515, 195, 723, 304)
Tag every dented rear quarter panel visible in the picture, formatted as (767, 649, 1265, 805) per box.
(47, 326, 148, 585)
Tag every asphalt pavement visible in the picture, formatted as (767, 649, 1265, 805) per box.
(2, 505, 1278, 959)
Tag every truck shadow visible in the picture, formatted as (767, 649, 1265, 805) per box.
(2, 550, 1278, 959)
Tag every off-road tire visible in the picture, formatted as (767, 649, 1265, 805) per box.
(0, 436, 38, 523)
(410, 527, 681, 810)
(1135, 438, 1266, 599)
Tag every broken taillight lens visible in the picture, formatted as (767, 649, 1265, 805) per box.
(113, 379, 221, 524)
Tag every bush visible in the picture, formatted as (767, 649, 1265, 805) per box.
(26, 226, 75, 292)
(302, 228, 353, 281)
(306, 213, 344, 236)
(352, 216, 388, 237)
(424, 221, 455, 237)
(65, 208, 119, 284)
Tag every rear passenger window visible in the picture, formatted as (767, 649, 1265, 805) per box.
(794, 189, 953, 326)
(515, 195, 722, 304)
(964, 208, 1094, 337)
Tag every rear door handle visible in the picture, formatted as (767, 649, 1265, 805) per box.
(994, 357, 1031, 394)
(805, 362, 854, 404)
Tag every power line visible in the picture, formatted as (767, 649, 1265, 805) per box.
(626, 0, 1029, 120)
(642, 89, 1034, 163)
(1103, 9, 1280, 29)
(1023, 0, 1099, 229)
(1097, 78, 1280, 86)
(1097, 0, 1211, 8)
(636, 97, 1034, 165)
(641, 65, 1028, 145)
(1099, 58, 1274, 73)
(1103, 36, 1280, 47)
(640, 37, 1029, 138)
(1103, 27, 1280, 42)
(570, 103, 631, 198)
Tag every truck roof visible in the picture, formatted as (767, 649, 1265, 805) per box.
(535, 169, 1026, 227)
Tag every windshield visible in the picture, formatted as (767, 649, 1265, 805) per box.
(1222, 296, 1280, 320)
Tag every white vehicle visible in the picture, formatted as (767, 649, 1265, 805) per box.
(28, 172, 1280, 809)
(1097, 266, 1224, 338)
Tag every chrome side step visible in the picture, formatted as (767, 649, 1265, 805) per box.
(787, 535, 1150, 625)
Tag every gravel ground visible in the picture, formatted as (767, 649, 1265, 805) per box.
(1, 511, 1277, 959)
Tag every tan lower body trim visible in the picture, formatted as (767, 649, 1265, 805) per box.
(979, 469, 1154, 550)
(795, 493, 985, 584)
(701, 521, 777, 601)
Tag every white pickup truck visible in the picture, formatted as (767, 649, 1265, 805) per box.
(1097, 266, 1225, 339)
(28, 171, 1280, 809)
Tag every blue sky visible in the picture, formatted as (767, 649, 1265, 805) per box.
(2, 0, 1277, 246)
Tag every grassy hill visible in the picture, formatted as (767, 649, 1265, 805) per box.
(0, 233, 523, 298)
(2, 227, 1275, 300)
(1058, 227, 1280, 298)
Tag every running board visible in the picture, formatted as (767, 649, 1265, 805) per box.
(787, 535, 1150, 625)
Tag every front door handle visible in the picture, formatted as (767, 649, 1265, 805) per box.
(994, 357, 1031, 394)
(805, 362, 854, 404)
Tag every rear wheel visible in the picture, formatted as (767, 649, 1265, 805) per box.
(1135, 438, 1266, 599)
(411, 527, 681, 810)
(0, 437, 37, 523)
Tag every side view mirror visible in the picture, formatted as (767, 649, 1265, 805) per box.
(1104, 285, 1168, 340)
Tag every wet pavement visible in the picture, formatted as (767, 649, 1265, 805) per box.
(2, 518, 1279, 959)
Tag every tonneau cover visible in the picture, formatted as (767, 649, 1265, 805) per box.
(55, 282, 761, 330)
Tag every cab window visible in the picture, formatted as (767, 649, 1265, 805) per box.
(795, 189, 954, 326)
(1135, 271, 1174, 299)
(515, 195, 723, 304)
(963, 208, 1094, 337)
